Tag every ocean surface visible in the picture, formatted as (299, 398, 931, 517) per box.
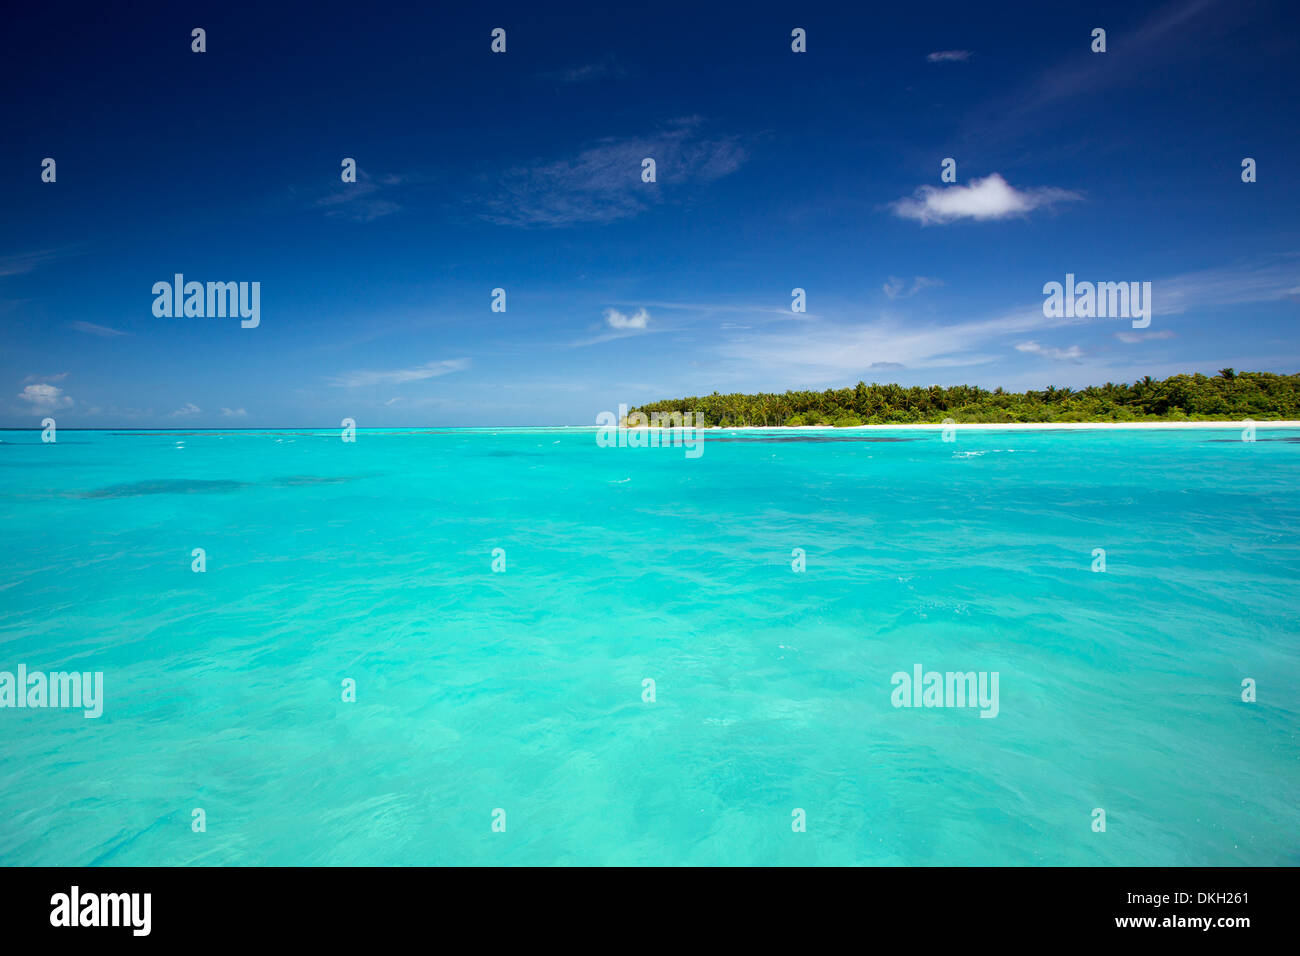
(1, 426, 1297, 866)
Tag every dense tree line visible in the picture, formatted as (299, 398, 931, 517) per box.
(630, 370, 1300, 426)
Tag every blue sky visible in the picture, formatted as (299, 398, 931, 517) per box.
(2, 0, 1297, 426)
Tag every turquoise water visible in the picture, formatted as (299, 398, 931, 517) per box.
(1, 426, 1297, 866)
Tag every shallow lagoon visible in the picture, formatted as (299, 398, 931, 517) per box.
(1, 427, 1296, 865)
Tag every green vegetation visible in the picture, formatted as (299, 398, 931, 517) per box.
(630, 370, 1300, 427)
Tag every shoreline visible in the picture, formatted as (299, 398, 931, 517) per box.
(696, 420, 1300, 431)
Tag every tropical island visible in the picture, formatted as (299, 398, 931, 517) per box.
(629, 370, 1300, 427)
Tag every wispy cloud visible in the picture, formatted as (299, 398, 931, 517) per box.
(717, 306, 1048, 382)
(70, 321, 127, 337)
(480, 118, 747, 227)
(714, 259, 1299, 384)
(883, 276, 944, 299)
(79, 403, 151, 420)
(220, 407, 248, 417)
(1016, 340, 1084, 362)
(927, 50, 971, 62)
(1019, 0, 1219, 113)
(540, 54, 627, 84)
(1152, 257, 1300, 315)
(313, 170, 413, 222)
(331, 358, 469, 388)
(890, 173, 1080, 225)
(961, 0, 1223, 148)
(170, 402, 202, 417)
(1116, 330, 1176, 344)
(0, 249, 68, 277)
(610, 299, 802, 322)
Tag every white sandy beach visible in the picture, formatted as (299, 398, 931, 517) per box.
(744, 420, 1300, 431)
(630, 420, 1300, 432)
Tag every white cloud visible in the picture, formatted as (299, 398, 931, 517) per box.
(604, 307, 649, 330)
(1015, 341, 1084, 362)
(18, 383, 73, 410)
(890, 173, 1081, 225)
(331, 358, 469, 388)
(220, 407, 248, 417)
(927, 50, 972, 62)
(170, 402, 202, 417)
